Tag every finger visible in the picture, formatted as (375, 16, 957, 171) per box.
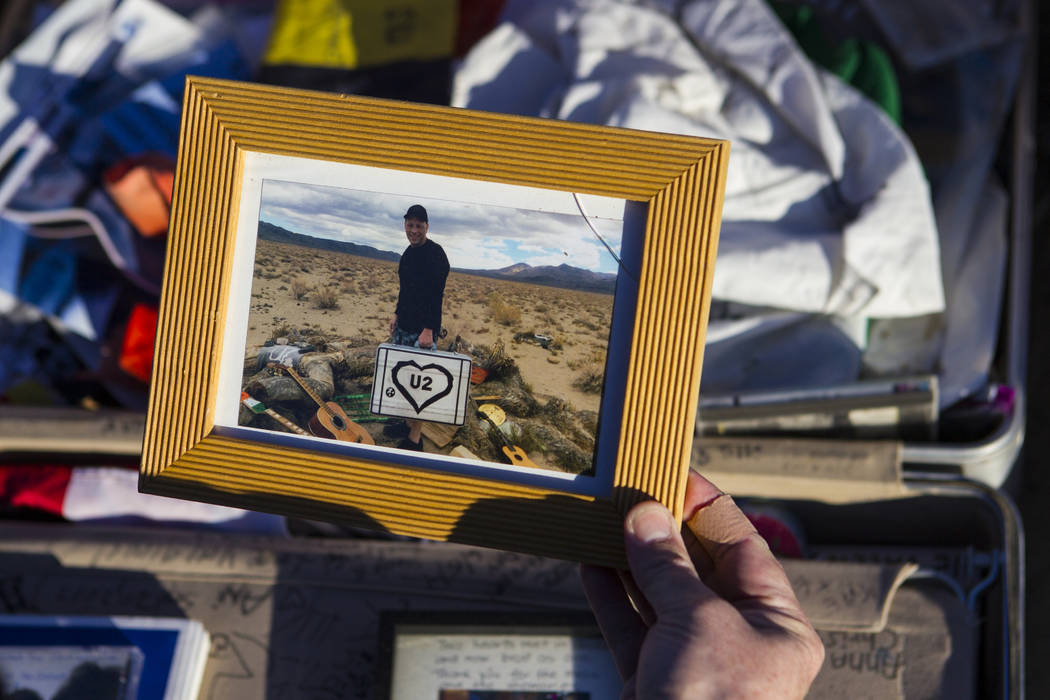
(685, 489, 811, 633)
(681, 470, 721, 579)
(616, 568, 655, 627)
(623, 501, 715, 617)
(685, 492, 760, 567)
(683, 468, 724, 514)
(580, 564, 645, 681)
(682, 523, 715, 582)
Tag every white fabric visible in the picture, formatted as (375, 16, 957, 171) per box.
(938, 179, 1007, 406)
(63, 466, 287, 532)
(863, 178, 1008, 407)
(0, 0, 209, 133)
(453, 0, 945, 319)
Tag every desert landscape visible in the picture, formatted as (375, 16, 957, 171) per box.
(237, 238, 616, 474)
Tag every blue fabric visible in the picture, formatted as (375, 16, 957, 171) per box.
(100, 39, 248, 157)
(18, 241, 75, 315)
(0, 218, 28, 292)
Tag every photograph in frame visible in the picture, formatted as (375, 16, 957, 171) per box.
(237, 176, 632, 477)
(139, 77, 729, 566)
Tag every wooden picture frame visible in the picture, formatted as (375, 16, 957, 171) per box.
(139, 77, 728, 567)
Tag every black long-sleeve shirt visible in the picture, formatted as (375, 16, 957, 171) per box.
(395, 239, 450, 334)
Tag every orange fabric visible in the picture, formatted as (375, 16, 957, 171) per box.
(104, 155, 175, 237)
(119, 304, 159, 383)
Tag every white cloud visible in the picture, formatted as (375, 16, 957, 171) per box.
(258, 179, 625, 273)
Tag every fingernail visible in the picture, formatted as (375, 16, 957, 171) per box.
(627, 503, 674, 543)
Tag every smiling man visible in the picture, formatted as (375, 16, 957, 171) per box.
(386, 204, 450, 450)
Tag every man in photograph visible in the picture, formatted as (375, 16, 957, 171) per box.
(386, 204, 450, 450)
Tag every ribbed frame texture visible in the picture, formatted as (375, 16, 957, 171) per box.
(141, 78, 729, 567)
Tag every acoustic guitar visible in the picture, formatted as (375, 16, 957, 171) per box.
(269, 363, 375, 445)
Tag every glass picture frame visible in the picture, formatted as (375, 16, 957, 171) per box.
(139, 77, 728, 566)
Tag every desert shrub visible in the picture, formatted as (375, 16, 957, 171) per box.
(343, 354, 374, 377)
(578, 318, 602, 332)
(346, 335, 376, 348)
(291, 279, 310, 300)
(577, 410, 599, 436)
(475, 341, 520, 382)
(270, 324, 295, 340)
(542, 398, 575, 431)
(314, 288, 339, 309)
(487, 293, 521, 326)
(573, 363, 605, 394)
(508, 423, 546, 456)
(569, 350, 606, 370)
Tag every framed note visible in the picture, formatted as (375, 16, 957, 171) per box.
(139, 77, 728, 566)
(376, 612, 620, 700)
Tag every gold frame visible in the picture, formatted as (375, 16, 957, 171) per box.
(139, 77, 728, 567)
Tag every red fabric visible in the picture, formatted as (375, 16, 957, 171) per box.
(455, 0, 506, 57)
(747, 512, 805, 558)
(119, 303, 159, 383)
(0, 464, 72, 515)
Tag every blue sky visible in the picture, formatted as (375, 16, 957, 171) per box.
(258, 180, 625, 274)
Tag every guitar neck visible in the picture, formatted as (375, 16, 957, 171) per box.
(265, 408, 308, 436)
(243, 391, 309, 436)
(480, 413, 513, 449)
(279, 364, 332, 412)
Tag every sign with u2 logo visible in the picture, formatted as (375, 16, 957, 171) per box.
(371, 343, 472, 425)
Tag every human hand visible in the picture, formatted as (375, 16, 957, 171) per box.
(418, 327, 434, 348)
(581, 471, 823, 699)
(389, 316, 397, 335)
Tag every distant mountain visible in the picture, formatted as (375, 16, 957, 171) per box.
(457, 262, 617, 294)
(258, 221, 617, 294)
(257, 220, 401, 263)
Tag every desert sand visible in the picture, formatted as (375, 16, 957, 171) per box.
(244, 239, 614, 413)
(239, 239, 615, 473)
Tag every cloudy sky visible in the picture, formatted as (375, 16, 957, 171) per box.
(258, 180, 626, 274)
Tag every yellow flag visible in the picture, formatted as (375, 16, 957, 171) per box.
(264, 0, 458, 69)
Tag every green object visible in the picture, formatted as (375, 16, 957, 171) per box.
(770, 2, 901, 124)
(334, 393, 389, 422)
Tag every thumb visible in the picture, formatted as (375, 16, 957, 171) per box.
(624, 501, 714, 617)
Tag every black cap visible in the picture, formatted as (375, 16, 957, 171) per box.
(404, 204, 428, 222)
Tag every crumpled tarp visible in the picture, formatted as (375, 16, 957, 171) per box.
(453, 0, 1022, 407)
(453, 0, 944, 321)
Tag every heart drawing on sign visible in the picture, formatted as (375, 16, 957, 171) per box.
(390, 360, 454, 414)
